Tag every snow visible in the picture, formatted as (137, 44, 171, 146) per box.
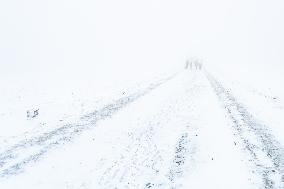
(1, 0, 284, 188)
(207, 65, 284, 150)
(2, 70, 283, 188)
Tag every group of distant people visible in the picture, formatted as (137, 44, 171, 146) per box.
(185, 59, 203, 70)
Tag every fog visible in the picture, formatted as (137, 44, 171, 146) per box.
(1, 0, 283, 82)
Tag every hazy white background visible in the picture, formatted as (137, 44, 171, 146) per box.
(0, 0, 283, 97)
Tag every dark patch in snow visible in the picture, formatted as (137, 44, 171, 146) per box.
(167, 133, 190, 188)
(145, 182, 154, 188)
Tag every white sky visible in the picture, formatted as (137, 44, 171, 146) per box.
(0, 0, 283, 79)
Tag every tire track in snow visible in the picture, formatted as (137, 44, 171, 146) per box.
(168, 133, 190, 181)
(143, 126, 197, 189)
(206, 72, 284, 189)
(143, 74, 202, 189)
(97, 73, 201, 189)
(165, 131, 195, 189)
(97, 119, 195, 189)
(98, 125, 163, 189)
(0, 73, 178, 179)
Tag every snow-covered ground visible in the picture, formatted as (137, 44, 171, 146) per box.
(0, 68, 177, 148)
(1, 0, 284, 188)
(1, 69, 284, 189)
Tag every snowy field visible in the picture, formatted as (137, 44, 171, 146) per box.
(0, 68, 284, 189)
(1, 0, 284, 188)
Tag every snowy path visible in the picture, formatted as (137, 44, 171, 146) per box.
(0, 71, 284, 189)
(0, 74, 177, 178)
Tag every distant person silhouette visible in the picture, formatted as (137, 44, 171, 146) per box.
(185, 60, 189, 69)
(194, 62, 199, 70)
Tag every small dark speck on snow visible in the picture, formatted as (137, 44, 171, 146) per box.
(145, 183, 154, 188)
